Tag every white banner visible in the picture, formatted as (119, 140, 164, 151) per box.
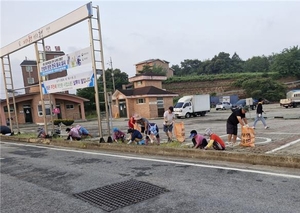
(40, 47, 92, 76)
(0, 2, 93, 57)
(42, 71, 94, 94)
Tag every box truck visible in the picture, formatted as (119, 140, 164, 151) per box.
(174, 94, 210, 118)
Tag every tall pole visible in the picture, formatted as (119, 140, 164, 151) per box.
(110, 57, 115, 91)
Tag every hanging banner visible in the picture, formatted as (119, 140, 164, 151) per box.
(40, 46, 92, 76)
(41, 71, 94, 94)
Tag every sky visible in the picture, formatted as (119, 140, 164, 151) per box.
(1, 0, 300, 98)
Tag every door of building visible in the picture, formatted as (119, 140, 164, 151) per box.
(119, 100, 127, 118)
(157, 97, 165, 117)
(23, 106, 33, 123)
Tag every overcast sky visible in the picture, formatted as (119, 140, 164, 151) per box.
(1, 0, 300, 98)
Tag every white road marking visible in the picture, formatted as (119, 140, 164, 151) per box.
(219, 135, 272, 145)
(0, 158, 4, 160)
(1, 141, 300, 179)
(266, 139, 300, 154)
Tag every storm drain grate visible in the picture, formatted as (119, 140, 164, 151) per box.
(73, 179, 169, 212)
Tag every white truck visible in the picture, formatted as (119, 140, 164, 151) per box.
(280, 89, 300, 108)
(174, 94, 210, 118)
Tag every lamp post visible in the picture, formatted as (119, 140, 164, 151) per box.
(109, 57, 115, 91)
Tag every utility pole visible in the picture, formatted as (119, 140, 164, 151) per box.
(109, 57, 115, 91)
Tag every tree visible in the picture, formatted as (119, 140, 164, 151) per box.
(243, 56, 270, 73)
(139, 64, 167, 75)
(271, 46, 300, 78)
(241, 78, 286, 101)
(76, 68, 129, 112)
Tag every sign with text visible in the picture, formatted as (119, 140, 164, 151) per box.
(40, 47, 92, 76)
(0, 2, 93, 57)
(41, 71, 94, 94)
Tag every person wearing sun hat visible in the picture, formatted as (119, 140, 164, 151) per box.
(112, 127, 126, 143)
(134, 114, 150, 135)
(203, 128, 225, 150)
(189, 130, 207, 149)
(226, 105, 249, 145)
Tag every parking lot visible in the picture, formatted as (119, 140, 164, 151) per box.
(15, 104, 300, 156)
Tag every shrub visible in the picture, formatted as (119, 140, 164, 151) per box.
(53, 119, 62, 126)
(61, 119, 74, 126)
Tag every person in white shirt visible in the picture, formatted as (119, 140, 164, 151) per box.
(163, 106, 175, 142)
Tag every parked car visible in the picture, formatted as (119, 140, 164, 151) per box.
(231, 99, 258, 112)
(216, 102, 232, 110)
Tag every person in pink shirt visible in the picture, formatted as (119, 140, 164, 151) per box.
(66, 127, 81, 141)
(189, 130, 208, 149)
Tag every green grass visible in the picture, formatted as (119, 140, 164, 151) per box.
(14, 133, 37, 138)
(164, 72, 278, 84)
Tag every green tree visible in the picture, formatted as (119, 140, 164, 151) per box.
(139, 64, 167, 75)
(76, 68, 129, 112)
(241, 78, 286, 101)
(271, 46, 300, 77)
(243, 56, 270, 73)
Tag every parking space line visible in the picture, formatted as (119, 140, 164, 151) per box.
(266, 139, 300, 154)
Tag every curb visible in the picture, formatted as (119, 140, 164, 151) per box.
(1, 136, 300, 169)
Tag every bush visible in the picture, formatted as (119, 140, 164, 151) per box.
(54, 119, 74, 126)
(61, 119, 74, 126)
(53, 119, 62, 126)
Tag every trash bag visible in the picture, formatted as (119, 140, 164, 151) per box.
(240, 126, 255, 147)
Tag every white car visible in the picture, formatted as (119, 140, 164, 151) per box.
(216, 102, 232, 110)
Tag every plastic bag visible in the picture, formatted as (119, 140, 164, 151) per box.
(240, 126, 255, 147)
(174, 122, 185, 142)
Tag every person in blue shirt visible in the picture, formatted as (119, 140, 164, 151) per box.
(127, 128, 145, 145)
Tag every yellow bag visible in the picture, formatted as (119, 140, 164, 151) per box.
(240, 126, 255, 147)
(133, 122, 141, 132)
(174, 122, 185, 143)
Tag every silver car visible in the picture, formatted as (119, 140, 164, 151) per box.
(216, 102, 232, 110)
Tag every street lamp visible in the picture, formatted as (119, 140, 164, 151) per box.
(108, 57, 115, 91)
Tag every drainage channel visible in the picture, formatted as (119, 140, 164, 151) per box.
(73, 179, 169, 212)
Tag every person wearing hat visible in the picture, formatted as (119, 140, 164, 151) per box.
(226, 105, 249, 145)
(112, 127, 126, 143)
(134, 115, 150, 135)
(163, 106, 175, 142)
(189, 130, 207, 149)
(203, 128, 225, 150)
(127, 128, 144, 145)
(66, 127, 81, 141)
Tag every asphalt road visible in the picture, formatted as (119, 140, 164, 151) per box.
(1, 141, 300, 213)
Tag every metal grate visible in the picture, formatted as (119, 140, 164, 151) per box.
(73, 179, 169, 212)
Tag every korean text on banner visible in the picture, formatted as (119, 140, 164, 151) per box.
(42, 71, 94, 94)
(40, 47, 92, 76)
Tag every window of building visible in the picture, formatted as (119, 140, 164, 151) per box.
(136, 98, 145, 104)
(66, 104, 74, 109)
(37, 105, 52, 116)
(137, 81, 142, 86)
(26, 66, 33, 72)
(157, 97, 164, 108)
(27, 77, 34, 84)
(4, 105, 14, 112)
